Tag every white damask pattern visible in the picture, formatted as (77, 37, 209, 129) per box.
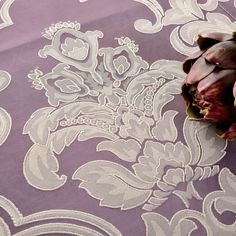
(142, 168, 236, 235)
(0, 0, 15, 29)
(23, 21, 229, 215)
(0, 70, 11, 145)
(14, 1, 236, 235)
(81, 0, 236, 56)
(0, 195, 122, 235)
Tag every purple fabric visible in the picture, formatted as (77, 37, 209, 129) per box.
(0, 1, 235, 235)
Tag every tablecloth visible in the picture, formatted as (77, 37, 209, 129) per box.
(0, 0, 236, 235)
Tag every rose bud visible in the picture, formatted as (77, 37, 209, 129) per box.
(181, 32, 236, 140)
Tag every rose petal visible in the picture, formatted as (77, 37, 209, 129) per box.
(199, 72, 235, 107)
(203, 41, 236, 69)
(216, 123, 236, 140)
(198, 72, 236, 123)
(202, 104, 236, 123)
(197, 69, 236, 93)
(197, 32, 233, 50)
(185, 57, 215, 84)
(183, 50, 204, 73)
(182, 71, 236, 123)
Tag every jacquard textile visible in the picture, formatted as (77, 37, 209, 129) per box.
(0, 0, 235, 235)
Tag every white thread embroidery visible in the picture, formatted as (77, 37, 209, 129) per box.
(23, 22, 227, 214)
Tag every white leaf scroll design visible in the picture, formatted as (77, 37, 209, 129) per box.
(23, 107, 57, 145)
(0, 70, 11, 92)
(0, 218, 10, 236)
(132, 0, 164, 33)
(80, 0, 236, 55)
(0, 0, 15, 30)
(79, 0, 235, 56)
(170, 12, 236, 56)
(72, 160, 153, 210)
(0, 70, 11, 146)
(23, 101, 115, 145)
(0, 195, 123, 236)
(50, 125, 117, 155)
(79, 0, 164, 34)
(0, 107, 11, 146)
(163, 0, 231, 26)
(97, 139, 141, 162)
(142, 168, 236, 236)
(152, 110, 178, 142)
(23, 102, 117, 190)
(24, 22, 227, 218)
(183, 118, 227, 166)
(77, 0, 235, 58)
(141, 0, 235, 56)
(23, 144, 67, 191)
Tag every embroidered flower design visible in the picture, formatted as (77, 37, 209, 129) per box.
(113, 55, 130, 75)
(25, 22, 227, 214)
(29, 63, 89, 106)
(61, 38, 89, 61)
(133, 141, 191, 186)
(99, 37, 148, 81)
(39, 22, 104, 84)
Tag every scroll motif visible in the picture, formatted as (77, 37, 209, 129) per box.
(0, 194, 122, 235)
(0, 0, 15, 29)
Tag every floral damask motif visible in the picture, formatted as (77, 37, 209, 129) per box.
(142, 168, 236, 236)
(29, 63, 90, 106)
(40, 22, 104, 84)
(99, 37, 148, 82)
(24, 22, 228, 216)
(0, 70, 11, 145)
(0, 194, 123, 235)
(74, 118, 225, 211)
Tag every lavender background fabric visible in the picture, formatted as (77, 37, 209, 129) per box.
(0, 0, 236, 235)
